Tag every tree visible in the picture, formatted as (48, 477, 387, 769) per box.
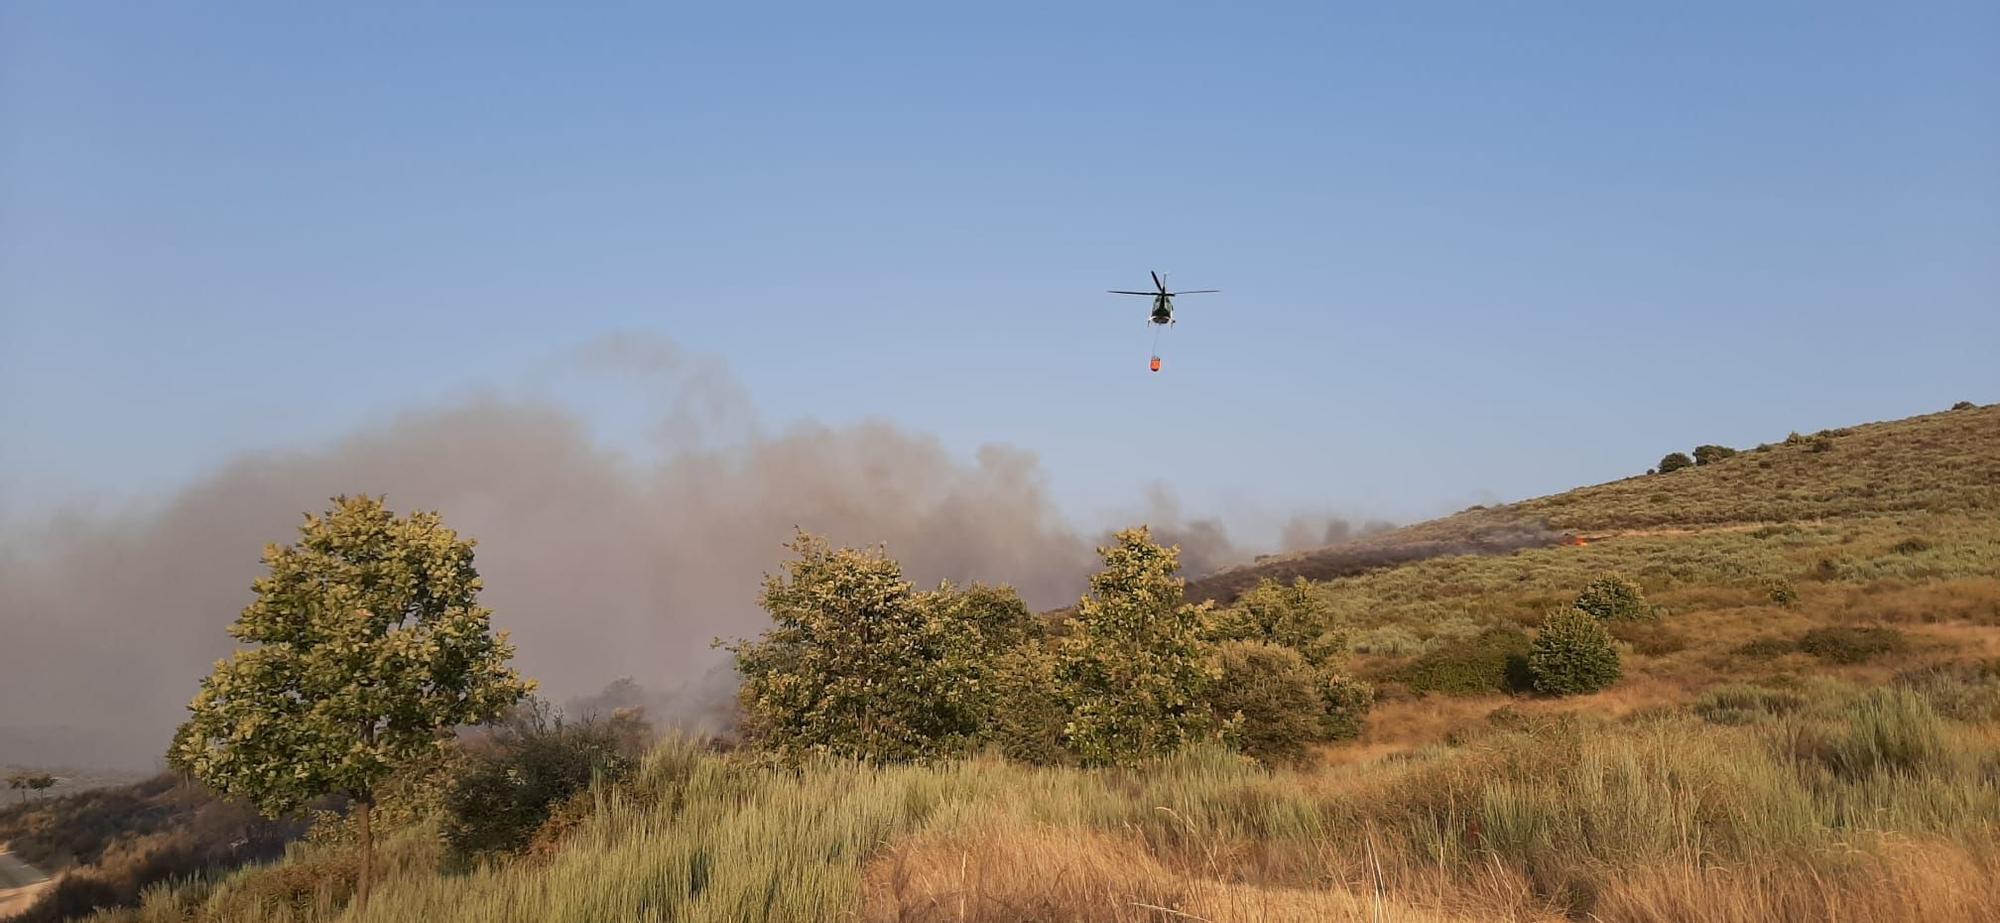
(169, 495, 533, 910)
(1657, 452, 1694, 474)
(1692, 444, 1738, 466)
(1528, 608, 1622, 696)
(1572, 575, 1652, 621)
(1207, 577, 1347, 666)
(1056, 527, 1216, 766)
(726, 533, 1023, 763)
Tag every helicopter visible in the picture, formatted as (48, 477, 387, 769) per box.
(1109, 271, 1217, 371)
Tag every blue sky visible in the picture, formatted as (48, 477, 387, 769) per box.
(4, 2, 1996, 533)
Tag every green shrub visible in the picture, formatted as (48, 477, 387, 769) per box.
(441, 703, 642, 861)
(1692, 444, 1738, 466)
(1951, 400, 1977, 411)
(1528, 609, 1621, 697)
(985, 644, 1070, 765)
(1208, 641, 1325, 765)
(1317, 670, 1374, 741)
(1765, 579, 1799, 607)
(1572, 575, 1652, 621)
(1657, 452, 1694, 474)
(1891, 536, 1933, 555)
(1207, 577, 1348, 665)
(1397, 626, 1533, 696)
(1796, 626, 1908, 665)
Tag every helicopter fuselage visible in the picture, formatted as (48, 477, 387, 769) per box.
(1150, 298, 1174, 325)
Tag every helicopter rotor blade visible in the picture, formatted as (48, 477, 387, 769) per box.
(1150, 270, 1164, 293)
(1166, 290, 1219, 295)
(1108, 291, 1156, 295)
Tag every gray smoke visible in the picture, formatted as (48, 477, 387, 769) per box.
(0, 335, 1281, 769)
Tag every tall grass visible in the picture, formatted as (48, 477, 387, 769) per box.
(98, 683, 2000, 923)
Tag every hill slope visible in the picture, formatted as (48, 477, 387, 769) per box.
(1188, 402, 1999, 605)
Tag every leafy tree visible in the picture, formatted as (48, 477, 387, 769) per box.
(1208, 577, 1347, 666)
(1528, 608, 1622, 696)
(169, 495, 533, 909)
(5, 771, 52, 803)
(1056, 527, 1216, 766)
(985, 642, 1070, 765)
(1657, 452, 1695, 474)
(1572, 575, 1653, 621)
(726, 533, 1022, 763)
(1692, 444, 1738, 466)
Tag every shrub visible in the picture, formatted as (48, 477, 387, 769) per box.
(1891, 536, 1933, 555)
(1735, 636, 1796, 659)
(1796, 626, 1908, 665)
(1952, 400, 1977, 411)
(1692, 444, 1738, 466)
(1657, 452, 1694, 474)
(1572, 575, 1652, 621)
(1207, 577, 1348, 666)
(1893, 660, 2000, 722)
(1208, 641, 1324, 765)
(1780, 689, 1958, 780)
(1692, 683, 1808, 725)
(725, 533, 1029, 763)
(1766, 579, 1799, 607)
(1398, 626, 1533, 696)
(985, 644, 1070, 765)
(441, 703, 642, 861)
(1317, 670, 1374, 740)
(1528, 609, 1621, 697)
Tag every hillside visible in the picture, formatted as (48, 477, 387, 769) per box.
(19, 400, 2000, 923)
(1187, 402, 2000, 605)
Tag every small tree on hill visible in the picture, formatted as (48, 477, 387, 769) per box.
(1692, 444, 1737, 466)
(170, 496, 533, 910)
(1057, 527, 1216, 766)
(726, 533, 1025, 763)
(1573, 575, 1652, 621)
(1657, 452, 1694, 474)
(1528, 608, 1622, 696)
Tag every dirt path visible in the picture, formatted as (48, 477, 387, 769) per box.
(0, 847, 53, 919)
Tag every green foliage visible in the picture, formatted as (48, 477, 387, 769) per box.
(1778, 688, 1959, 781)
(1316, 670, 1373, 741)
(170, 496, 533, 816)
(1207, 641, 1322, 765)
(1796, 625, 1908, 664)
(1953, 400, 1978, 411)
(983, 644, 1070, 766)
(7, 771, 57, 801)
(1692, 444, 1738, 466)
(725, 533, 1026, 763)
(440, 702, 642, 862)
(1657, 452, 1694, 474)
(1572, 574, 1652, 621)
(1206, 577, 1347, 665)
(1396, 626, 1533, 696)
(1766, 579, 1800, 607)
(1528, 609, 1621, 696)
(1056, 527, 1216, 766)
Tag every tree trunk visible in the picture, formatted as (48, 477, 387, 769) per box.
(356, 796, 373, 910)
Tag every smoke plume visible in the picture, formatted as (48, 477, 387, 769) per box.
(0, 335, 1287, 768)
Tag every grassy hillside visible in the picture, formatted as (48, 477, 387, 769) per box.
(23, 401, 2000, 923)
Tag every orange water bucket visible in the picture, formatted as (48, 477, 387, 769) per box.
(1149, 356, 1162, 372)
